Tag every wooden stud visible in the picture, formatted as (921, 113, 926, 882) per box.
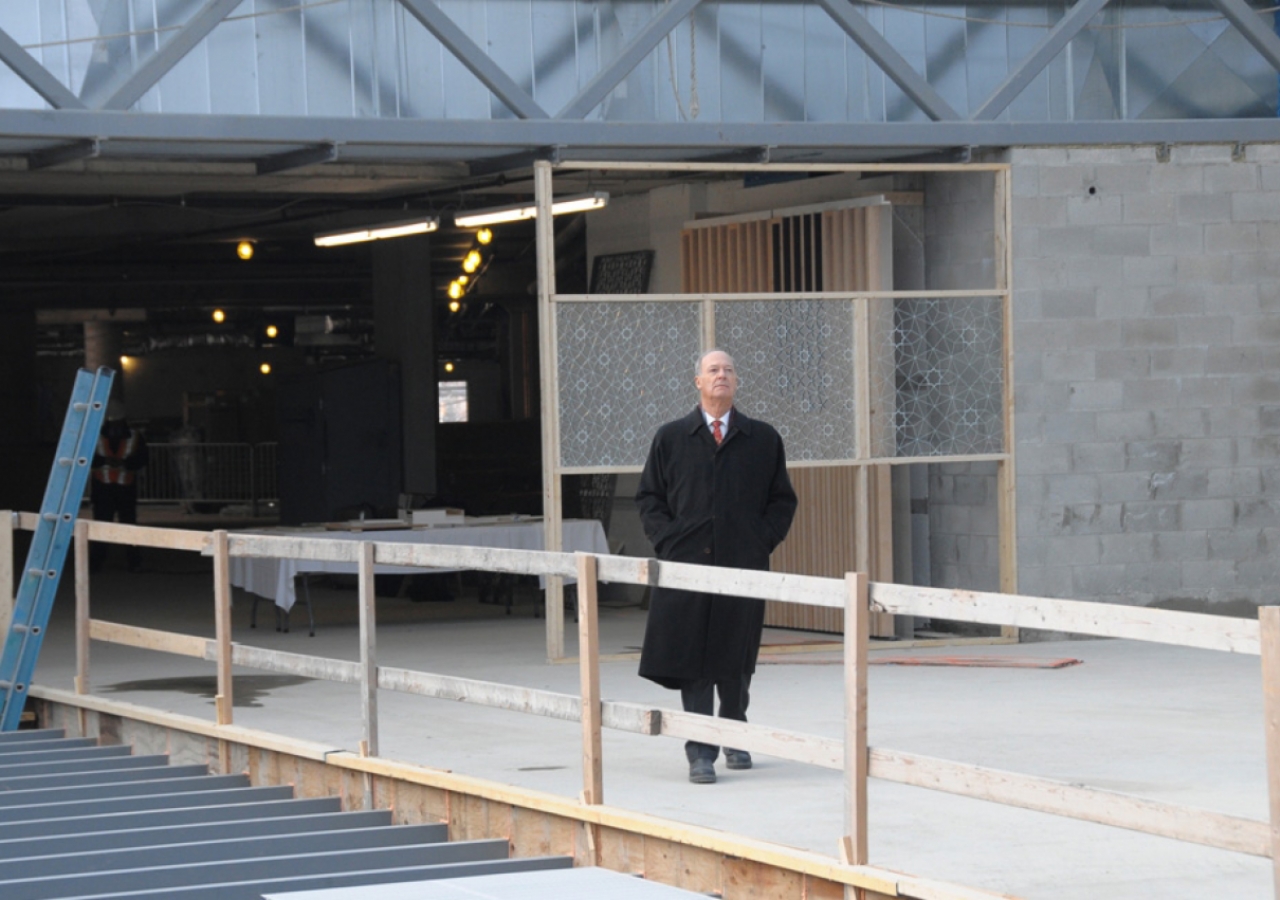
(0, 511, 12, 636)
(995, 165, 1019, 640)
(212, 530, 233, 726)
(576, 553, 603, 806)
(533, 159, 566, 662)
(359, 541, 379, 759)
(74, 519, 90, 695)
(1260, 607, 1280, 893)
(843, 571, 869, 866)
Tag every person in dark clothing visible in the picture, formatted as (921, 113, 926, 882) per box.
(90, 399, 149, 572)
(636, 349, 797, 784)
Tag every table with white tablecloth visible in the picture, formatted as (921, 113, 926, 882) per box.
(228, 519, 609, 614)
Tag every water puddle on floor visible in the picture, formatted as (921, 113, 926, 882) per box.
(100, 674, 313, 707)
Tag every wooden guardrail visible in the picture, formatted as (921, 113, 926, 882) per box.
(3, 510, 1277, 898)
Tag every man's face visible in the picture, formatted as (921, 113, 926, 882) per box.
(696, 352, 738, 407)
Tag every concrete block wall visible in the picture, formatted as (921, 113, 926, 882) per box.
(1012, 143, 1280, 610)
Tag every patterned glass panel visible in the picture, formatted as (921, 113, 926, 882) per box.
(714, 299, 856, 462)
(889, 297, 1005, 457)
(557, 301, 702, 468)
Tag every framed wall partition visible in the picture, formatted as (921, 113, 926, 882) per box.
(533, 160, 1015, 660)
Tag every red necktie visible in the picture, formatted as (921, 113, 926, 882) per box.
(712, 419, 723, 444)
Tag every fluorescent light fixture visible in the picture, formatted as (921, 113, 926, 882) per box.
(314, 216, 439, 248)
(454, 192, 609, 229)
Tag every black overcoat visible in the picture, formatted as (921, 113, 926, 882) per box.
(636, 407, 797, 689)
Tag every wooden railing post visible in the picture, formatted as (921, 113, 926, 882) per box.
(212, 530, 233, 726)
(577, 552, 603, 806)
(359, 541, 379, 760)
(74, 520, 90, 695)
(841, 571, 869, 877)
(1259, 606, 1280, 897)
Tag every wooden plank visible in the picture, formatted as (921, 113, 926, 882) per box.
(74, 520, 90, 695)
(870, 582, 1261, 654)
(577, 553, 603, 805)
(844, 572, 869, 866)
(657, 708, 842, 769)
(594, 554, 845, 609)
(88, 619, 210, 658)
(0, 511, 12, 635)
(212, 530, 233, 725)
(378, 666, 582, 720)
(553, 290, 1008, 303)
(1260, 607, 1280, 891)
(359, 541, 379, 758)
(995, 166, 1018, 641)
(226, 644, 362, 683)
(85, 519, 209, 551)
(869, 746, 1270, 858)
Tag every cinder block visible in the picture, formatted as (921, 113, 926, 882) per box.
(1210, 407, 1260, 439)
(1205, 222, 1260, 254)
(1150, 224, 1204, 257)
(1150, 285, 1206, 316)
(1121, 501, 1181, 532)
(1065, 256, 1126, 289)
(1096, 349, 1151, 380)
(1232, 191, 1280, 224)
(1122, 255, 1177, 286)
(1233, 316, 1280, 344)
(1122, 562, 1184, 593)
(1016, 565, 1074, 600)
(1015, 147, 1070, 166)
(1046, 534, 1102, 566)
(1071, 441, 1126, 473)
(1150, 164, 1204, 194)
(1091, 225, 1152, 257)
(1014, 257, 1070, 292)
(1147, 469, 1208, 500)
(1042, 349, 1095, 381)
(1096, 410, 1156, 441)
(1173, 256, 1231, 286)
(1155, 530, 1210, 561)
(952, 474, 990, 506)
(1069, 381, 1123, 411)
(1212, 284, 1262, 316)
(1203, 164, 1260, 193)
(1043, 473, 1102, 504)
(1095, 287, 1150, 319)
(1122, 318, 1179, 347)
(1125, 439, 1181, 470)
(1069, 147, 1146, 165)
(1099, 471, 1159, 502)
(1177, 316, 1233, 347)
(1244, 436, 1280, 464)
(1042, 288, 1097, 319)
(1066, 195, 1123, 225)
(1177, 193, 1231, 224)
(1181, 499, 1237, 530)
(1181, 437, 1240, 467)
(1037, 165, 1096, 197)
(1123, 193, 1176, 225)
(1230, 253, 1280, 283)
(1260, 282, 1280, 310)
(1043, 411, 1098, 443)
(1017, 442, 1071, 475)
(1060, 502, 1123, 533)
(1041, 319, 1124, 350)
(1122, 378, 1180, 410)
(1181, 559, 1236, 591)
(1207, 345, 1280, 375)
(1261, 408, 1280, 434)
(1073, 564, 1131, 598)
(1236, 499, 1278, 528)
(1153, 407, 1209, 437)
(1174, 144, 1236, 163)
(1208, 529, 1264, 560)
(1100, 532, 1157, 563)
(1015, 383, 1068, 415)
(1150, 347, 1207, 377)
(1012, 196, 1068, 227)
(1011, 166, 1040, 196)
(1233, 376, 1280, 406)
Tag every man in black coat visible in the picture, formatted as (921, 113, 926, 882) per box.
(636, 349, 797, 784)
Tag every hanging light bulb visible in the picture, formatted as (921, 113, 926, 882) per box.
(448, 300, 461, 313)
(456, 274, 469, 285)
(212, 309, 226, 324)
(462, 250, 482, 274)
(476, 228, 493, 245)
(444, 361, 455, 374)
(265, 324, 279, 339)
(236, 240, 255, 261)
(447, 281, 464, 300)
(259, 362, 272, 375)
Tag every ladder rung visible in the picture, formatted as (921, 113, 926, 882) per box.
(57, 457, 72, 467)
(72, 402, 89, 411)
(26, 569, 55, 578)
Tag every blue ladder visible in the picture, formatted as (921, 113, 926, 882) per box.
(0, 367, 114, 731)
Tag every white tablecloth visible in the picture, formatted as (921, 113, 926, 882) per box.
(229, 519, 609, 612)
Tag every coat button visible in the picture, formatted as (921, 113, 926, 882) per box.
(703, 547, 712, 554)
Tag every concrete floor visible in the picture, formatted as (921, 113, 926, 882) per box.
(24, 543, 1274, 900)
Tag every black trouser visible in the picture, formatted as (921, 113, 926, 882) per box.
(680, 673, 751, 763)
(90, 483, 141, 571)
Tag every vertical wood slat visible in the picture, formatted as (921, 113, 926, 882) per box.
(0, 511, 11, 637)
(1260, 606, 1280, 896)
(212, 530, 233, 726)
(577, 553, 603, 807)
(995, 167, 1020, 638)
(74, 520, 89, 695)
(534, 160, 566, 661)
(842, 571, 870, 866)
(359, 541, 379, 759)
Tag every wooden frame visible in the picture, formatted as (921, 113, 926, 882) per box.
(15, 514, 1279, 898)
(536, 159, 1018, 654)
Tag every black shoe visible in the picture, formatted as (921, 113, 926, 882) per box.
(688, 758, 716, 784)
(725, 749, 752, 770)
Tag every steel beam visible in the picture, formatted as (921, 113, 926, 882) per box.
(972, 0, 1115, 120)
(256, 143, 340, 176)
(26, 138, 101, 171)
(467, 145, 562, 177)
(97, 0, 243, 111)
(3, 109, 1280, 155)
(813, 0, 961, 122)
(397, 0, 548, 119)
(0, 28, 85, 110)
(556, 0, 704, 119)
(1208, 0, 1280, 74)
